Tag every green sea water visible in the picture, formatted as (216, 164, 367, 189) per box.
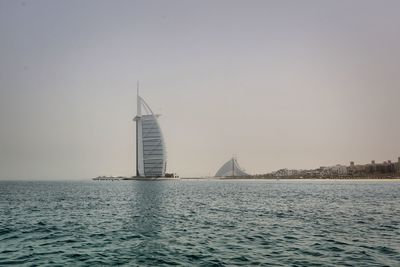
(0, 180, 399, 266)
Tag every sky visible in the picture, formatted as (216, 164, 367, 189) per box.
(0, 0, 399, 179)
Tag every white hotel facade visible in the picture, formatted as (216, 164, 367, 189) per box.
(134, 93, 167, 177)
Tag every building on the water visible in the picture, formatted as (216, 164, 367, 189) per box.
(215, 157, 249, 177)
(133, 90, 167, 177)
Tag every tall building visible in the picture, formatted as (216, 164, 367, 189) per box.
(215, 157, 249, 177)
(133, 91, 166, 177)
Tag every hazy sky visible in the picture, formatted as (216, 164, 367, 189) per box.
(1, 0, 399, 179)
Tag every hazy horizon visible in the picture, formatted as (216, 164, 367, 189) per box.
(1, 0, 400, 180)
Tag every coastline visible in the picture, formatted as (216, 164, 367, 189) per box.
(182, 177, 400, 181)
(218, 178, 400, 182)
(92, 176, 400, 181)
(217, 177, 400, 181)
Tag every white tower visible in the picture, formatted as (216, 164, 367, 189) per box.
(134, 85, 167, 177)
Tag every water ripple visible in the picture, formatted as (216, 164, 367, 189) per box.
(0, 180, 399, 266)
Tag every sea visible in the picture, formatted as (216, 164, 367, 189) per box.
(0, 179, 399, 266)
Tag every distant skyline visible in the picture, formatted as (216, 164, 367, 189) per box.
(1, 0, 400, 179)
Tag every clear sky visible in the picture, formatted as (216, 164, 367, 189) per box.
(1, 0, 399, 179)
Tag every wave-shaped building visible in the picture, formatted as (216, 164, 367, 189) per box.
(215, 157, 249, 177)
(133, 92, 167, 177)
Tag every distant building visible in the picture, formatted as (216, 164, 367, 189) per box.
(133, 92, 167, 177)
(267, 156, 400, 178)
(321, 165, 348, 176)
(274, 169, 299, 177)
(348, 159, 399, 175)
(215, 157, 249, 177)
(395, 157, 400, 173)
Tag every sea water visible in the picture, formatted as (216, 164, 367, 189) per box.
(0, 180, 399, 266)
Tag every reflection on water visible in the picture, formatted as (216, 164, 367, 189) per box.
(0, 180, 400, 266)
(126, 181, 165, 234)
(124, 181, 167, 264)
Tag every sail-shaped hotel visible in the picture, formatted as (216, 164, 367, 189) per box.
(215, 157, 249, 177)
(134, 92, 167, 177)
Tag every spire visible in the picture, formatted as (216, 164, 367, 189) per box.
(137, 81, 141, 116)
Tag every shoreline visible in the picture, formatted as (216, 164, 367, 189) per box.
(215, 177, 400, 181)
(215, 178, 400, 181)
(92, 176, 400, 181)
